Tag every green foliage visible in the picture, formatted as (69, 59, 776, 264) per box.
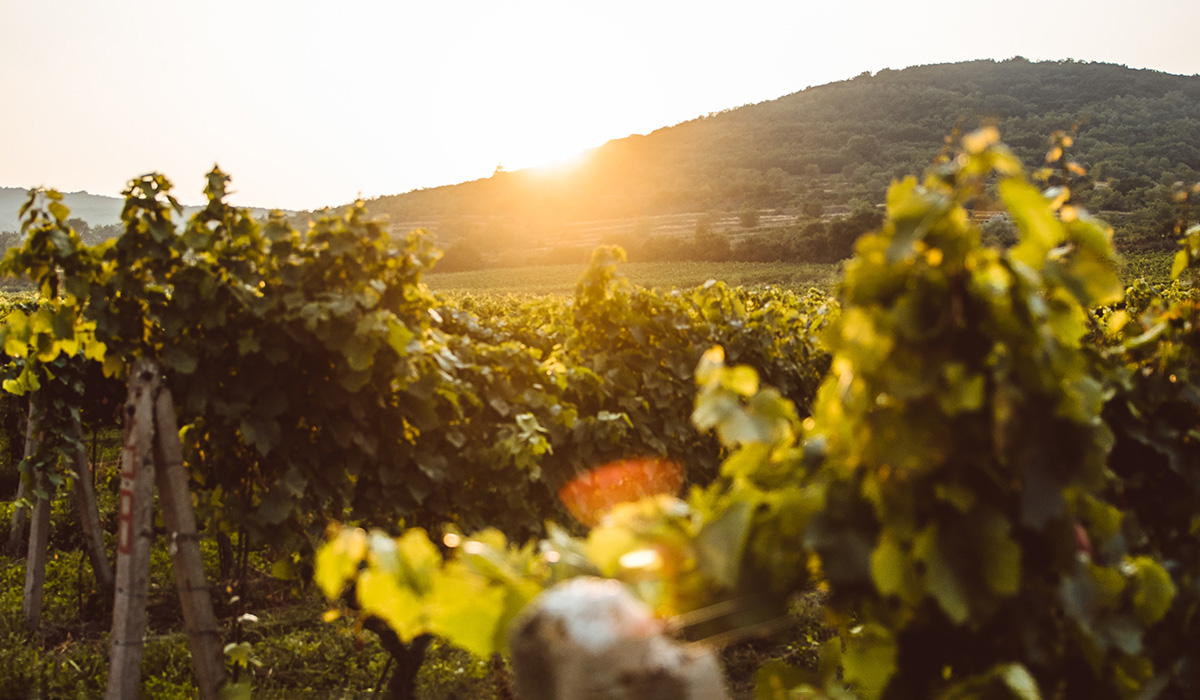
(1168, 183, 1200, 278)
(317, 525, 549, 658)
(1, 169, 837, 559)
(8, 120, 1200, 699)
(740, 205, 762, 230)
(0, 191, 119, 507)
(681, 130, 1199, 699)
(1094, 267, 1200, 696)
(796, 128, 1167, 699)
(323, 130, 1198, 699)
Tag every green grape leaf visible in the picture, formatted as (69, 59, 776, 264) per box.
(870, 536, 919, 604)
(427, 566, 506, 658)
(725, 365, 760, 396)
(396, 528, 443, 593)
(387, 319, 415, 356)
(1002, 179, 1064, 269)
(755, 661, 807, 700)
(695, 345, 726, 387)
(1171, 249, 1189, 280)
(999, 664, 1041, 700)
(4, 335, 28, 358)
(885, 178, 944, 263)
(916, 524, 969, 624)
(692, 390, 740, 434)
(162, 345, 198, 374)
(1130, 557, 1176, 626)
(48, 201, 70, 224)
(343, 333, 378, 372)
(359, 568, 424, 640)
(976, 509, 1021, 596)
(314, 527, 367, 599)
(843, 624, 897, 700)
(938, 363, 985, 415)
(694, 500, 753, 589)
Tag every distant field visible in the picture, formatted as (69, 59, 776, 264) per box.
(0, 251, 1177, 303)
(426, 249, 1180, 297)
(425, 260, 843, 296)
(1120, 249, 1175, 284)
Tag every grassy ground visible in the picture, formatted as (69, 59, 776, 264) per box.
(0, 432, 398, 699)
(426, 260, 843, 296)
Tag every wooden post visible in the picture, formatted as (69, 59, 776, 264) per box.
(153, 385, 226, 699)
(19, 398, 47, 634)
(106, 360, 160, 700)
(69, 412, 114, 594)
(5, 402, 37, 555)
(5, 474, 29, 555)
(21, 459, 51, 634)
(508, 578, 730, 700)
(105, 359, 227, 700)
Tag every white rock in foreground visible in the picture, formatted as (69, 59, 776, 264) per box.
(509, 577, 730, 700)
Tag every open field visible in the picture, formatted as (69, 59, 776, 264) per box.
(426, 249, 1179, 297)
(1120, 249, 1177, 284)
(0, 250, 1176, 305)
(425, 260, 843, 296)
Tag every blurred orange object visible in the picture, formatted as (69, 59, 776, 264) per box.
(558, 457, 685, 527)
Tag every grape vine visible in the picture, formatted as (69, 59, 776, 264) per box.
(315, 130, 1198, 700)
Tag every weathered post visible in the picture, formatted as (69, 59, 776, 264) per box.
(19, 399, 48, 634)
(5, 402, 36, 554)
(105, 359, 226, 699)
(105, 360, 160, 700)
(152, 384, 225, 698)
(69, 412, 114, 594)
(5, 477, 28, 555)
(21, 456, 51, 634)
(509, 577, 730, 700)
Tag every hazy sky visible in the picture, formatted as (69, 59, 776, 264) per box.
(2, 0, 1197, 210)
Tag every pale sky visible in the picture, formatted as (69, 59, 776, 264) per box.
(2, 0, 1197, 211)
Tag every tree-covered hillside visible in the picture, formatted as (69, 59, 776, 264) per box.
(366, 58, 1199, 262)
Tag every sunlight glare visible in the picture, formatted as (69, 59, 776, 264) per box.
(525, 146, 595, 178)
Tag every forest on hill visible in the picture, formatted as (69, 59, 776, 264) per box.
(364, 58, 1200, 271)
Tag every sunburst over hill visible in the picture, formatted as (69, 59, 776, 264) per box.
(358, 58, 1198, 270)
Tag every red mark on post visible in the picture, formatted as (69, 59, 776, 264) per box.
(117, 489, 134, 554)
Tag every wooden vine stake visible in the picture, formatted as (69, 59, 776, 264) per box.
(6, 401, 36, 556)
(13, 397, 114, 633)
(21, 400, 50, 635)
(106, 359, 225, 700)
(67, 411, 116, 596)
(69, 412, 115, 593)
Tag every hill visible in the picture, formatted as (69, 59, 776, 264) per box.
(363, 58, 1200, 268)
(0, 188, 295, 237)
(0, 188, 126, 233)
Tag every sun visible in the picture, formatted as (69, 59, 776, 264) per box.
(493, 128, 598, 176)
